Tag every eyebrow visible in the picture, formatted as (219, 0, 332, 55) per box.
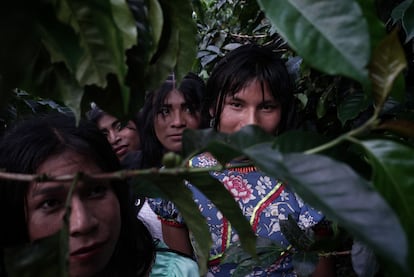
(31, 184, 66, 197)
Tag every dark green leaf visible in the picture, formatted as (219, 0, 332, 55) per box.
(291, 252, 319, 277)
(222, 237, 284, 277)
(337, 91, 371, 125)
(257, 0, 370, 87)
(402, 2, 414, 42)
(359, 139, 414, 272)
(243, 144, 408, 272)
(4, 230, 68, 277)
(130, 171, 212, 274)
(280, 216, 314, 251)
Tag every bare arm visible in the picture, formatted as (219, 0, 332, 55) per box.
(162, 222, 193, 256)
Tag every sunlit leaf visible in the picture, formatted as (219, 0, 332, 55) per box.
(369, 29, 407, 110)
(258, 0, 371, 87)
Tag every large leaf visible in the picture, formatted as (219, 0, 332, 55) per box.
(369, 29, 407, 110)
(129, 166, 257, 274)
(130, 171, 211, 274)
(337, 91, 371, 125)
(257, 0, 371, 87)
(359, 139, 414, 271)
(145, 0, 196, 90)
(242, 145, 408, 272)
(4, 229, 68, 277)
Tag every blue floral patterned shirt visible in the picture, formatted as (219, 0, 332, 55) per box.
(150, 153, 324, 276)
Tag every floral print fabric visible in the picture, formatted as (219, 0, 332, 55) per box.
(150, 153, 324, 276)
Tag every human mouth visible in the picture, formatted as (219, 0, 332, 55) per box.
(168, 134, 182, 141)
(70, 241, 106, 261)
(113, 145, 127, 157)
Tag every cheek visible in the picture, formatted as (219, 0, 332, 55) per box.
(27, 210, 63, 241)
(185, 114, 201, 129)
(262, 113, 281, 134)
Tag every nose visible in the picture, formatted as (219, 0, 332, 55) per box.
(242, 109, 259, 127)
(69, 197, 98, 236)
(107, 130, 120, 145)
(170, 110, 186, 128)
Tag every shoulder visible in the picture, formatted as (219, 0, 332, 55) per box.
(189, 152, 219, 168)
(120, 150, 143, 169)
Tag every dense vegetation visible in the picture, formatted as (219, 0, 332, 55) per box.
(1, 0, 414, 276)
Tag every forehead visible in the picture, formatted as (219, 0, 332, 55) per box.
(97, 114, 118, 129)
(28, 150, 103, 196)
(36, 150, 101, 176)
(229, 79, 274, 100)
(162, 89, 185, 104)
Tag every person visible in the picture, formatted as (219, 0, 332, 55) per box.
(151, 44, 335, 276)
(0, 112, 155, 276)
(86, 105, 164, 242)
(136, 72, 206, 169)
(86, 104, 141, 162)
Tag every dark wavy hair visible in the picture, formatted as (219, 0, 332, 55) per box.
(204, 44, 295, 134)
(138, 72, 206, 168)
(0, 112, 154, 276)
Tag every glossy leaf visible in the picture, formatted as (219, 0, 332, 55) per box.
(4, 230, 68, 277)
(242, 144, 408, 272)
(145, 0, 197, 90)
(130, 171, 212, 274)
(402, 2, 414, 42)
(222, 237, 284, 277)
(182, 125, 274, 158)
(369, 29, 407, 110)
(129, 166, 258, 274)
(337, 91, 371, 125)
(359, 139, 414, 271)
(257, 0, 370, 87)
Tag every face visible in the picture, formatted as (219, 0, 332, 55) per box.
(215, 79, 281, 134)
(25, 150, 121, 277)
(154, 89, 201, 152)
(97, 114, 140, 161)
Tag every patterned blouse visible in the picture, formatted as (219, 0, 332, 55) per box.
(150, 153, 324, 276)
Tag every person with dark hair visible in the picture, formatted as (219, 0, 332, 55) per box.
(86, 104, 141, 162)
(0, 113, 155, 276)
(152, 44, 335, 276)
(137, 72, 206, 169)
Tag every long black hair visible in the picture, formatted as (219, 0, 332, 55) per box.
(0, 112, 155, 276)
(204, 44, 295, 134)
(138, 72, 206, 168)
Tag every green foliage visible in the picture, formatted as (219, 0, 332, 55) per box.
(1, 0, 414, 276)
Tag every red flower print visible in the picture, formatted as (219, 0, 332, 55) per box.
(222, 175, 255, 204)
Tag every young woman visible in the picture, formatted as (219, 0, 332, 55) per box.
(0, 113, 155, 277)
(137, 72, 206, 169)
(152, 44, 335, 276)
(86, 106, 141, 161)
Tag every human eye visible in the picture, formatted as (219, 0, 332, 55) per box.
(260, 102, 279, 112)
(158, 106, 170, 116)
(183, 104, 195, 114)
(101, 129, 109, 138)
(87, 183, 109, 199)
(230, 101, 242, 109)
(114, 121, 124, 132)
(38, 198, 63, 213)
